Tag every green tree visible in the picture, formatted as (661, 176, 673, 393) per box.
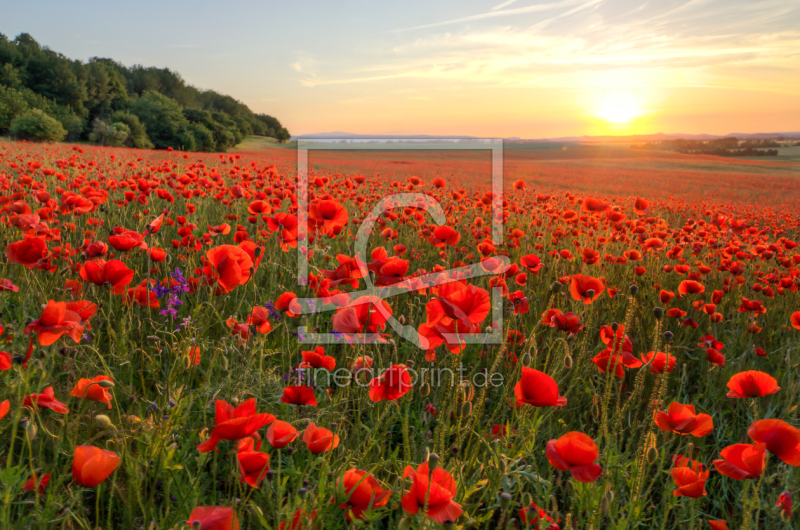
(9, 108, 67, 142)
(88, 118, 129, 147)
(129, 91, 191, 150)
(110, 110, 153, 149)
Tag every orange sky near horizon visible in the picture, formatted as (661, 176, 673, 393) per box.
(4, 0, 800, 137)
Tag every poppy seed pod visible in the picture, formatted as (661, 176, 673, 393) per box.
(611, 322, 618, 332)
(253, 246, 262, 257)
(664, 331, 674, 342)
(586, 289, 595, 299)
(630, 284, 639, 296)
(653, 307, 664, 319)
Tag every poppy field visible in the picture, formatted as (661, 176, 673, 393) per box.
(1, 138, 800, 530)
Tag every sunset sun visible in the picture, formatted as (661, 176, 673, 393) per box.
(595, 92, 643, 124)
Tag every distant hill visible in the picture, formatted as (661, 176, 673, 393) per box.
(294, 131, 800, 142)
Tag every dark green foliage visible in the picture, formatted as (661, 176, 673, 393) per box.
(110, 110, 153, 149)
(9, 108, 67, 142)
(0, 32, 290, 150)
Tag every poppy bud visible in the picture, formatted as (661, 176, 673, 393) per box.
(298, 487, 308, 497)
(25, 422, 38, 442)
(443, 521, 456, 530)
(398, 315, 406, 325)
(95, 415, 113, 429)
(461, 402, 472, 417)
(451, 446, 459, 455)
(653, 307, 664, 320)
(220, 356, 229, 371)
(249, 267, 255, 276)
(664, 331, 674, 342)
(419, 383, 431, 397)
(253, 246, 262, 257)
(551, 281, 563, 293)
(499, 492, 513, 510)
(428, 452, 439, 471)
(398, 517, 413, 530)
(564, 354, 573, 369)
(586, 289, 595, 299)
(485, 326, 493, 333)
(97, 379, 114, 389)
(611, 322, 618, 332)
(566, 333, 575, 342)
(498, 458, 507, 473)
(520, 353, 531, 367)
(646, 446, 659, 464)
(630, 285, 639, 296)
(521, 492, 532, 507)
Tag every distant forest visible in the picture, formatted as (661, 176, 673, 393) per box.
(632, 137, 782, 157)
(0, 33, 290, 150)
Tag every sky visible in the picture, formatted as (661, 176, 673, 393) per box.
(3, 0, 800, 138)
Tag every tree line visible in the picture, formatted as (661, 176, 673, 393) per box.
(0, 33, 290, 149)
(631, 137, 781, 157)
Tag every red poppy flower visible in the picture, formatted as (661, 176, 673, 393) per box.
(302, 422, 340, 454)
(655, 403, 714, 437)
(777, 491, 793, 518)
(671, 459, 708, 498)
(205, 245, 254, 294)
(23, 472, 50, 495)
(108, 230, 147, 252)
(706, 348, 726, 367)
(337, 469, 391, 521)
(0, 278, 19, 292)
(0, 351, 11, 371)
(429, 226, 460, 247)
(569, 274, 605, 304)
(72, 445, 120, 487)
(244, 306, 272, 334)
(23, 387, 69, 414)
(332, 295, 393, 336)
(713, 443, 766, 480)
(678, 280, 705, 297)
(545, 431, 603, 482)
(24, 300, 84, 346)
(425, 281, 490, 329)
(279, 509, 317, 530)
(747, 419, 800, 466)
(0, 399, 9, 420)
(280, 386, 317, 407)
(7, 236, 49, 268)
(519, 502, 560, 529)
(726, 371, 780, 398)
(300, 347, 335, 371)
(641, 351, 676, 374)
(187, 506, 239, 530)
(520, 254, 543, 274)
(551, 312, 583, 334)
(791, 312, 800, 330)
(308, 199, 348, 237)
(514, 367, 567, 408)
(401, 462, 463, 524)
(197, 399, 276, 453)
(708, 520, 729, 530)
(369, 364, 412, 402)
(508, 291, 529, 315)
(236, 437, 270, 488)
(70, 375, 113, 409)
(266, 420, 299, 448)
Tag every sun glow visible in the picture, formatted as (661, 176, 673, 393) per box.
(595, 92, 643, 124)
